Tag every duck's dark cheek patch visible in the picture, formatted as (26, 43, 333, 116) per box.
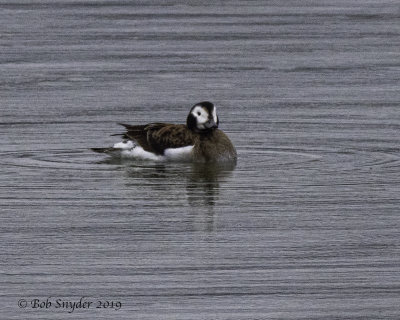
(186, 114, 197, 131)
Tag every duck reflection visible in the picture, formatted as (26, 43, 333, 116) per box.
(108, 159, 235, 231)
(185, 162, 235, 231)
(120, 161, 235, 208)
(185, 162, 235, 207)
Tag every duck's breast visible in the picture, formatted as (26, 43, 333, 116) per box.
(195, 130, 237, 162)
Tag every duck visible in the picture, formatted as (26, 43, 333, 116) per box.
(92, 101, 237, 163)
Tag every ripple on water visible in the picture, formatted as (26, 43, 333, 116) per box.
(0, 149, 109, 171)
(0, 145, 398, 174)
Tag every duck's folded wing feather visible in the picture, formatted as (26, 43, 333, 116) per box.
(119, 123, 194, 155)
(118, 123, 152, 152)
(147, 124, 195, 155)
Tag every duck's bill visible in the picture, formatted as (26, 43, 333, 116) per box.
(204, 119, 218, 129)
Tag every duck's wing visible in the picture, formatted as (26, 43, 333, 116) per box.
(118, 123, 151, 152)
(119, 123, 195, 155)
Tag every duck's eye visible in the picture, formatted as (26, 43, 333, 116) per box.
(197, 112, 201, 116)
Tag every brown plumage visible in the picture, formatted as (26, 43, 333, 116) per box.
(119, 123, 194, 155)
(93, 101, 237, 163)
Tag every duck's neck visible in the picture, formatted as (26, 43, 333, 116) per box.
(197, 129, 217, 139)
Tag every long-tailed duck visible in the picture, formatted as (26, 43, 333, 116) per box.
(92, 101, 237, 163)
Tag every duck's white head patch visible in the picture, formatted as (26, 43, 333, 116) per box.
(191, 106, 209, 130)
(187, 101, 219, 132)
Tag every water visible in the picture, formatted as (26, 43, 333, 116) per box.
(1, 1, 400, 319)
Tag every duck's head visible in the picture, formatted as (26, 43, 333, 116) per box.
(186, 101, 219, 132)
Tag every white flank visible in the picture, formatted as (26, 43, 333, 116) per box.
(164, 145, 194, 161)
(111, 140, 193, 162)
(113, 140, 135, 150)
(121, 146, 164, 161)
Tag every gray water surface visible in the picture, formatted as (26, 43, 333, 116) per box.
(1, 1, 400, 319)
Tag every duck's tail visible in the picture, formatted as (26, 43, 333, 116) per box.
(91, 147, 117, 153)
(91, 140, 136, 156)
